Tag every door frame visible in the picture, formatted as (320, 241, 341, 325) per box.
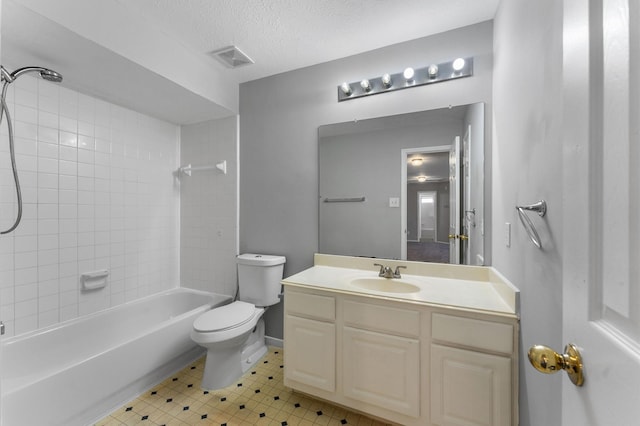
(401, 145, 451, 260)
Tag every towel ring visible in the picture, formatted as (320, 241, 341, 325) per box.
(516, 200, 547, 249)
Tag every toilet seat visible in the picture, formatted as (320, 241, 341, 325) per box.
(193, 301, 257, 333)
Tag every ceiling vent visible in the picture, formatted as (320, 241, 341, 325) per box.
(210, 46, 255, 68)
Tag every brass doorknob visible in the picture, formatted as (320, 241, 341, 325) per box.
(448, 234, 458, 239)
(459, 234, 469, 241)
(528, 343, 584, 386)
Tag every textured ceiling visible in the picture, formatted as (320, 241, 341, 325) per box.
(118, 0, 499, 83)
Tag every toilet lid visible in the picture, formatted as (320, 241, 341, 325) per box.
(193, 301, 257, 333)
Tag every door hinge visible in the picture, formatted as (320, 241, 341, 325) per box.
(0, 321, 5, 335)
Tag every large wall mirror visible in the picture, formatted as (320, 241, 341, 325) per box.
(318, 103, 486, 265)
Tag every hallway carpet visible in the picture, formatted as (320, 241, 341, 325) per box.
(407, 241, 450, 263)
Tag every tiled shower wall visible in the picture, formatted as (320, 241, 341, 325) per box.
(180, 117, 238, 297)
(0, 74, 181, 337)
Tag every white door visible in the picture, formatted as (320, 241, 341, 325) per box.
(561, 0, 640, 423)
(449, 137, 460, 264)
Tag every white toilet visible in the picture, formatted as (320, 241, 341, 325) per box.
(190, 253, 286, 390)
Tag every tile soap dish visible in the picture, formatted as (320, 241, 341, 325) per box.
(81, 269, 109, 291)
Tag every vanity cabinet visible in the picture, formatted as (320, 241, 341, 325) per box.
(284, 287, 424, 425)
(342, 299, 421, 418)
(430, 313, 515, 426)
(283, 289, 336, 393)
(283, 285, 518, 426)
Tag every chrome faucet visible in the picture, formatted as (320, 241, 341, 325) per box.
(393, 265, 407, 278)
(374, 263, 407, 279)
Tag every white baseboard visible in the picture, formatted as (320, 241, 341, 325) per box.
(265, 336, 283, 348)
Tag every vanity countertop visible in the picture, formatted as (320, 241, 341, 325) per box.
(282, 254, 519, 316)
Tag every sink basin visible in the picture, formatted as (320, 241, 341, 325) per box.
(349, 277, 421, 293)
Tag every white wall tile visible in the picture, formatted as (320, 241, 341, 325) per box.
(15, 105, 38, 125)
(0, 75, 180, 337)
(180, 117, 238, 295)
(59, 131, 77, 148)
(39, 95, 59, 115)
(13, 87, 37, 108)
(15, 283, 37, 302)
(38, 126, 59, 144)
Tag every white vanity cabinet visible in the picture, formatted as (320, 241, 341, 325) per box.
(284, 287, 425, 425)
(341, 299, 422, 420)
(430, 312, 517, 426)
(282, 254, 519, 426)
(284, 289, 336, 393)
(283, 291, 519, 426)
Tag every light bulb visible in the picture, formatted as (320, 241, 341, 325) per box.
(360, 79, 372, 92)
(427, 64, 439, 78)
(417, 176, 427, 183)
(381, 73, 392, 88)
(403, 67, 415, 82)
(340, 82, 352, 96)
(411, 158, 423, 166)
(452, 58, 465, 72)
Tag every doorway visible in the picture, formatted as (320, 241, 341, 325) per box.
(401, 146, 451, 262)
(417, 191, 437, 242)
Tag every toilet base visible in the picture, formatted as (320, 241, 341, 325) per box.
(200, 318, 268, 390)
(241, 319, 268, 373)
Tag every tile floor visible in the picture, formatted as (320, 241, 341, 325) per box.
(96, 347, 390, 425)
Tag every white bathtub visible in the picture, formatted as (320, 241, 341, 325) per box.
(1, 288, 231, 426)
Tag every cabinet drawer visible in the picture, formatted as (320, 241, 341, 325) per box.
(285, 289, 335, 321)
(343, 300, 420, 337)
(432, 313, 513, 354)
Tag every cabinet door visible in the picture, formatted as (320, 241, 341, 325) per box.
(284, 315, 336, 392)
(431, 344, 511, 426)
(343, 327, 420, 418)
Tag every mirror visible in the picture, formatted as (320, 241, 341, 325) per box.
(318, 103, 486, 265)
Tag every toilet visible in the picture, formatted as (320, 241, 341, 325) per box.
(190, 253, 286, 390)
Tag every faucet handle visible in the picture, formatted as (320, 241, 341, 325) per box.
(373, 263, 386, 277)
(393, 265, 407, 278)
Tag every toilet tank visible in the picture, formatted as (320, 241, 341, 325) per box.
(237, 253, 286, 307)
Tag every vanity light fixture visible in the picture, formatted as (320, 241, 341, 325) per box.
(381, 73, 392, 88)
(427, 64, 439, 79)
(337, 57, 473, 102)
(411, 158, 423, 166)
(417, 176, 428, 183)
(403, 67, 415, 84)
(452, 58, 466, 72)
(340, 82, 352, 96)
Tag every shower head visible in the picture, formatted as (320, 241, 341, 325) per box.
(1, 65, 63, 84)
(38, 68, 63, 83)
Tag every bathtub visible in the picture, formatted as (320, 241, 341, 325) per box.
(1, 288, 231, 426)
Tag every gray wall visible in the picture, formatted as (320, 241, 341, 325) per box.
(239, 21, 493, 338)
(493, 1, 563, 425)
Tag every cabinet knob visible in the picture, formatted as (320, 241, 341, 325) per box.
(527, 343, 584, 386)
